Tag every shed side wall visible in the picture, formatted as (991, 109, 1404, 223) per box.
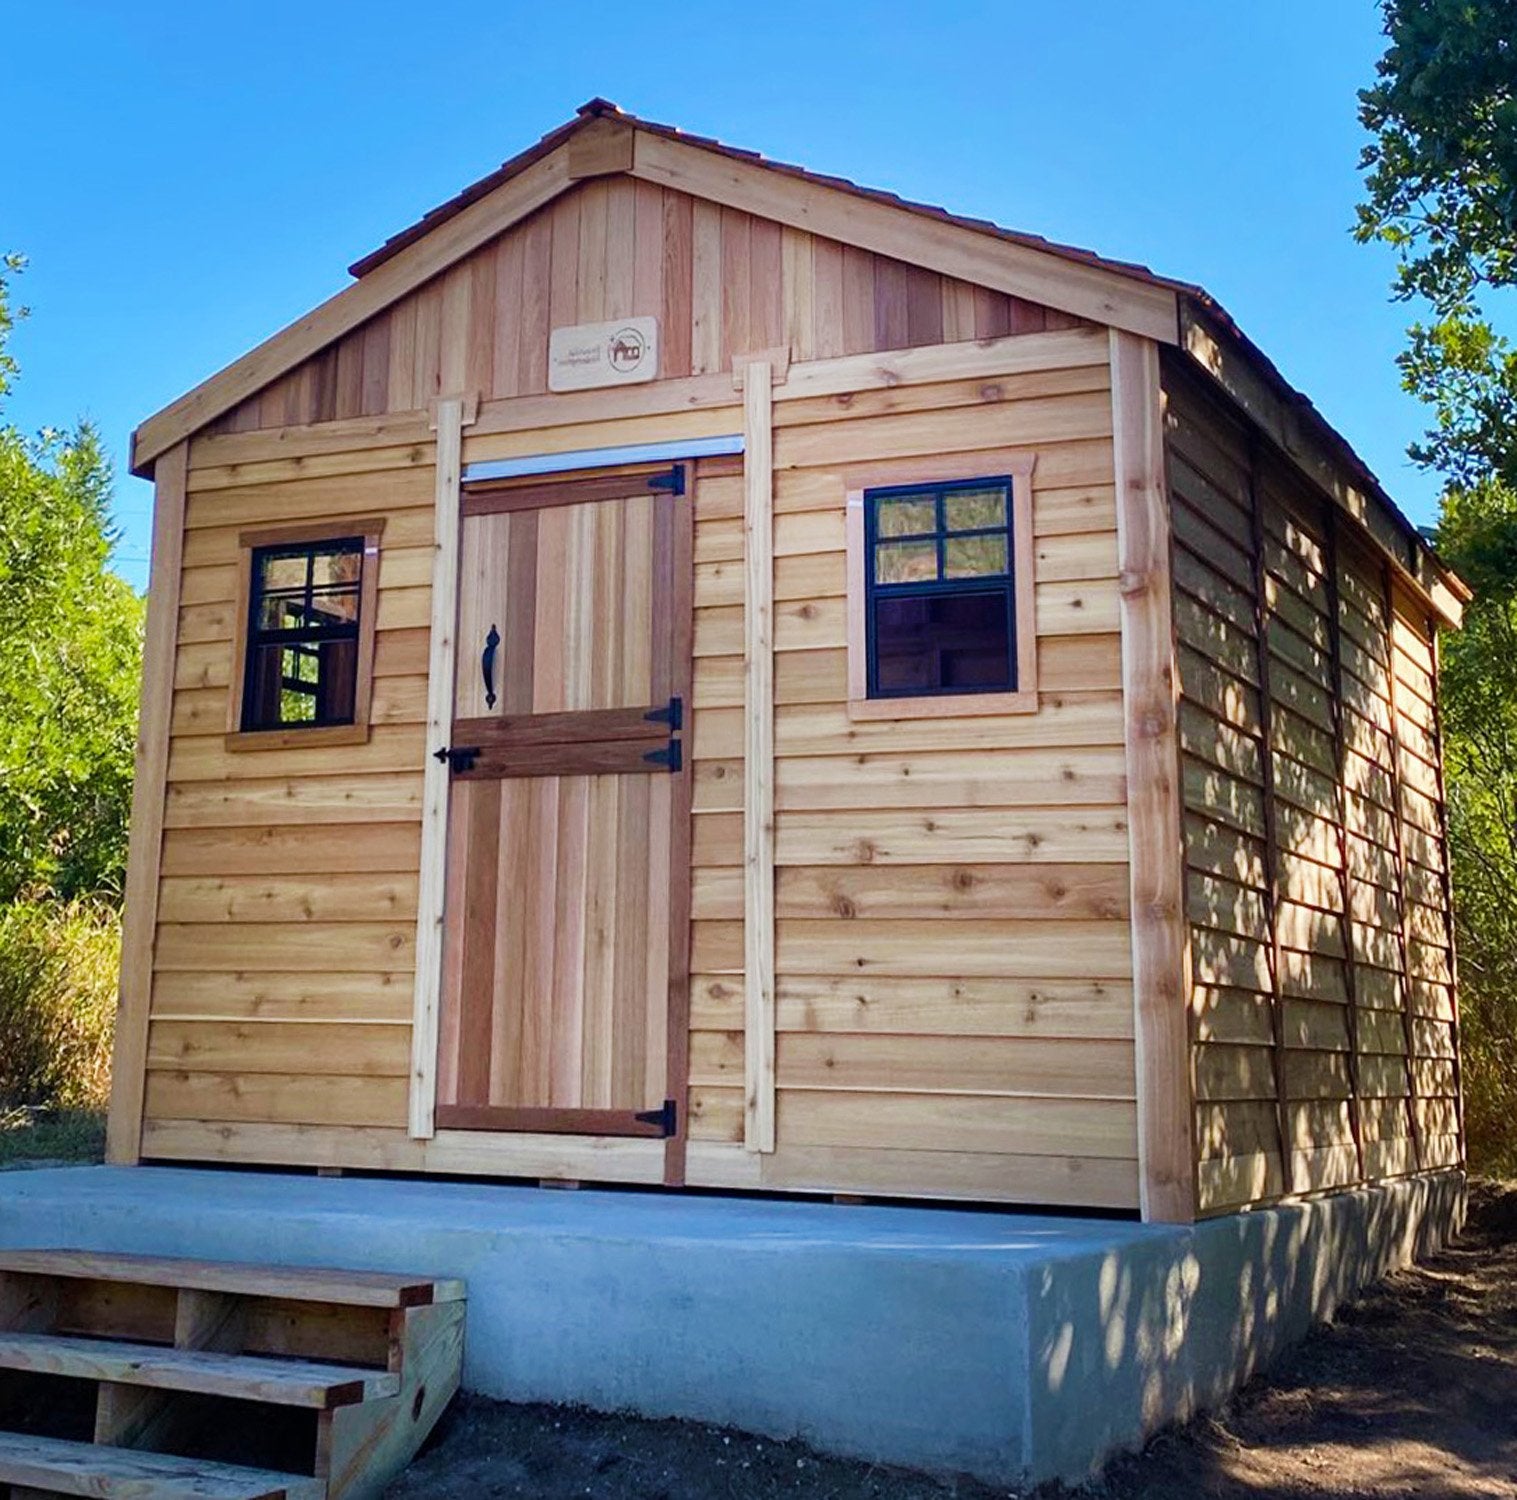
(1163, 356, 1461, 1214)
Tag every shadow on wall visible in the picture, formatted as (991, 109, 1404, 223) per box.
(1023, 1171, 1464, 1482)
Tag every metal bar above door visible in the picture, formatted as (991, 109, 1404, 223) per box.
(462, 433, 743, 485)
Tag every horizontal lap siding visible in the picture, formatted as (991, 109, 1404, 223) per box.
(1391, 593, 1462, 1169)
(208, 181, 1083, 431)
(1165, 360, 1461, 1214)
(687, 342, 1139, 1210)
(142, 450, 432, 1140)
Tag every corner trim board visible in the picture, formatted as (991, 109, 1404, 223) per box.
(1110, 329, 1196, 1223)
(106, 440, 189, 1164)
(741, 360, 777, 1154)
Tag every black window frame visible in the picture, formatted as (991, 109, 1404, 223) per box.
(863, 476, 1018, 700)
(240, 535, 367, 733)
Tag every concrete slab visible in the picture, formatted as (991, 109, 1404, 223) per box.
(0, 1165, 1463, 1484)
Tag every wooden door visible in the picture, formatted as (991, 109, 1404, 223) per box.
(434, 465, 693, 1147)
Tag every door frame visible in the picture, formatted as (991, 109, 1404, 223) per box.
(429, 458, 696, 1183)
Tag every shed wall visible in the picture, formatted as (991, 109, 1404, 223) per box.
(130, 177, 1141, 1206)
(683, 340, 1139, 1208)
(1164, 358, 1462, 1215)
(147, 449, 434, 1135)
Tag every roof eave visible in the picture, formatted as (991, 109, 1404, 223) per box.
(1176, 294, 1469, 627)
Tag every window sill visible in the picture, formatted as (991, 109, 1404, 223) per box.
(224, 724, 371, 751)
(846, 690, 1038, 721)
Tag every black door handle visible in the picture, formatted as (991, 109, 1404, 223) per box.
(482, 624, 500, 710)
(434, 746, 481, 773)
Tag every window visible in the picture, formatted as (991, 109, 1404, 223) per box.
(228, 520, 382, 748)
(867, 479, 1017, 696)
(845, 461, 1036, 719)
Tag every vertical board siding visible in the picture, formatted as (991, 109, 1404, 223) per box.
(1164, 358, 1461, 1213)
(207, 185, 1071, 434)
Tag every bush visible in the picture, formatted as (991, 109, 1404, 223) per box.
(0, 900, 117, 1110)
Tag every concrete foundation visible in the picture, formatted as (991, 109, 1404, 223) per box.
(0, 1165, 1464, 1484)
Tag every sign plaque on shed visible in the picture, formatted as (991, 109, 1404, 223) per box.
(548, 315, 659, 391)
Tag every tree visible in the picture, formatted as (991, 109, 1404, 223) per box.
(0, 258, 143, 904)
(1358, 2, 1517, 1169)
(1358, 0, 1517, 485)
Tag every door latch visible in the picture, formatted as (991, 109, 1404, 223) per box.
(434, 746, 481, 773)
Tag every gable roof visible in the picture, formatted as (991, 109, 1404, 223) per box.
(129, 100, 1184, 473)
(349, 99, 1196, 296)
(130, 100, 1466, 624)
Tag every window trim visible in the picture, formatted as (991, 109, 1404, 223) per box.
(845, 457, 1037, 721)
(225, 516, 384, 750)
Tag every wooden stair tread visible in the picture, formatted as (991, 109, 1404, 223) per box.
(0, 1331, 400, 1409)
(0, 1430, 323, 1499)
(0, 1249, 464, 1308)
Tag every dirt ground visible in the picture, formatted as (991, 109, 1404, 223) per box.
(388, 1181, 1517, 1499)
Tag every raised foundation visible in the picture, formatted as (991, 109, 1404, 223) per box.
(0, 1165, 1464, 1484)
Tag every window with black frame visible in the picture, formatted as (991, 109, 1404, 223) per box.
(865, 478, 1016, 698)
(241, 538, 365, 731)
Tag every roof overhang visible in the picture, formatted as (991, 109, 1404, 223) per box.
(1176, 299, 1468, 630)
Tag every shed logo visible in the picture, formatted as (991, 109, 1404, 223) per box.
(548, 316, 660, 391)
(608, 327, 648, 373)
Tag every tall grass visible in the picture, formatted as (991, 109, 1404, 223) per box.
(0, 900, 117, 1110)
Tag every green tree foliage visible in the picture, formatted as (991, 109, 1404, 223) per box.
(1430, 482, 1517, 1167)
(1359, 2, 1517, 1169)
(0, 257, 143, 904)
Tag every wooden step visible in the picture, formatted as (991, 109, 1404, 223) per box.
(0, 1250, 463, 1309)
(0, 1331, 400, 1409)
(0, 1249, 466, 1499)
(0, 1429, 323, 1499)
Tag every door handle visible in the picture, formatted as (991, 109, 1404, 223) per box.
(433, 746, 481, 773)
(482, 624, 500, 710)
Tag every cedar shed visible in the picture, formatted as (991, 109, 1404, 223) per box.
(108, 102, 1469, 1225)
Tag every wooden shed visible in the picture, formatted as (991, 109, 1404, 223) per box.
(106, 101, 1469, 1224)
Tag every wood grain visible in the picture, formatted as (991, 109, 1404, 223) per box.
(107, 441, 188, 1164)
(408, 395, 466, 1138)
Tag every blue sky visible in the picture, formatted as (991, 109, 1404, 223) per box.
(5, 1, 1429, 589)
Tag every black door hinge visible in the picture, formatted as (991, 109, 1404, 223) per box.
(635, 1099, 678, 1136)
(434, 746, 481, 773)
(642, 739, 682, 772)
(643, 696, 683, 731)
(646, 465, 686, 497)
